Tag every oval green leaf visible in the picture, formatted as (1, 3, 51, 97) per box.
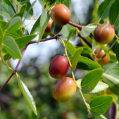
(108, 68, 119, 79)
(70, 56, 101, 70)
(3, 36, 21, 60)
(115, 43, 119, 61)
(7, 16, 21, 33)
(80, 25, 97, 37)
(40, 8, 47, 27)
(71, 48, 83, 71)
(98, 0, 115, 19)
(64, 40, 76, 56)
(109, 0, 119, 26)
(18, 79, 37, 115)
(81, 68, 103, 93)
(15, 34, 37, 49)
(0, 2, 15, 20)
(90, 95, 113, 115)
(77, 79, 109, 93)
(102, 73, 119, 95)
(51, 22, 62, 35)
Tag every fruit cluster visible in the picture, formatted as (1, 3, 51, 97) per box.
(49, 56, 76, 102)
(46, 4, 115, 102)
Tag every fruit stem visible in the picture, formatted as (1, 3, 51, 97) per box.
(78, 33, 92, 48)
(58, 36, 91, 114)
(68, 21, 83, 29)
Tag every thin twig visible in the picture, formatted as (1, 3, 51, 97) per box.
(68, 21, 83, 29)
(78, 33, 92, 48)
(0, 34, 61, 92)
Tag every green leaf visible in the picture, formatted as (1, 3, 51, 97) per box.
(115, 43, 119, 61)
(15, 34, 37, 49)
(61, 25, 69, 38)
(98, 0, 115, 19)
(90, 95, 113, 115)
(70, 56, 101, 70)
(7, 16, 21, 33)
(2, 0, 16, 13)
(0, 20, 7, 31)
(31, 13, 50, 43)
(0, 24, 3, 47)
(30, 111, 37, 119)
(38, 0, 44, 7)
(18, 79, 37, 115)
(79, 46, 92, 55)
(3, 53, 11, 61)
(64, 40, 76, 56)
(67, 27, 77, 41)
(108, 68, 119, 79)
(38, 14, 50, 43)
(21, 1, 35, 20)
(0, 2, 15, 20)
(13, 4, 27, 18)
(51, 22, 62, 35)
(109, 51, 117, 62)
(80, 25, 97, 37)
(40, 8, 47, 27)
(64, 0, 71, 8)
(71, 48, 83, 70)
(22, 28, 29, 36)
(102, 61, 119, 72)
(91, 81, 109, 93)
(102, 73, 119, 95)
(109, 0, 119, 26)
(81, 68, 103, 93)
(3, 36, 21, 60)
(76, 79, 109, 93)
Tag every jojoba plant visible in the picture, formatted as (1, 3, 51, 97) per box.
(53, 77, 76, 102)
(51, 4, 71, 26)
(93, 48, 109, 66)
(44, 17, 53, 34)
(49, 55, 69, 79)
(94, 23, 115, 44)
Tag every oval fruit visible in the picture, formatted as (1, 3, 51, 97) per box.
(49, 55, 69, 79)
(44, 17, 53, 34)
(51, 4, 71, 26)
(94, 23, 115, 44)
(93, 48, 109, 66)
(53, 77, 76, 102)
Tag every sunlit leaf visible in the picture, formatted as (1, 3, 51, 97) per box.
(7, 16, 21, 33)
(18, 79, 37, 115)
(81, 68, 103, 93)
(3, 36, 21, 60)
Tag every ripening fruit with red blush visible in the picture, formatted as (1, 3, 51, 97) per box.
(93, 48, 109, 66)
(44, 17, 53, 34)
(53, 77, 76, 102)
(51, 4, 71, 26)
(94, 23, 115, 44)
(49, 55, 69, 79)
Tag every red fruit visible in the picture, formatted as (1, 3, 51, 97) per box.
(53, 77, 76, 102)
(94, 23, 115, 44)
(49, 55, 69, 79)
(44, 17, 53, 34)
(51, 4, 71, 26)
(93, 48, 109, 66)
